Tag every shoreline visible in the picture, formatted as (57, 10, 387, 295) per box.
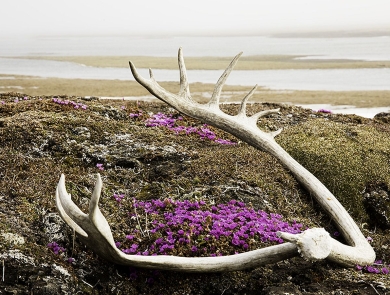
(1, 74, 390, 109)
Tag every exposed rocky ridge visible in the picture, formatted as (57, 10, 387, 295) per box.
(0, 92, 390, 294)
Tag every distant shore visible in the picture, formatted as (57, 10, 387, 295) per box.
(14, 55, 390, 70)
(1, 55, 390, 110)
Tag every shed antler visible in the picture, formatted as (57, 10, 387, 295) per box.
(56, 48, 375, 271)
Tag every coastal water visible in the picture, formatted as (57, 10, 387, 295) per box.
(1, 57, 390, 91)
(1, 35, 390, 60)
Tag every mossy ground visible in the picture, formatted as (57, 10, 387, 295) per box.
(0, 92, 390, 294)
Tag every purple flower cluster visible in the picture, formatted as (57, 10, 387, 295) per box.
(113, 193, 125, 203)
(4, 96, 29, 103)
(317, 109, 332, 114)
(52, 98, 88, 110)
(47, 242, 66, 255)
(356, 260, 390, 275)
(145, 112, 179, 128)
(116, 198, 303, 257)
(145, 113, 236, 145)
(129, 110, 143, 118)
(47, 242, 75, 264)
(96, 163, 104, 171)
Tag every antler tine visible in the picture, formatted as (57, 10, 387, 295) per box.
(89, 173, 102, 219)
(250, 108, 281, 124)
(237, 84, 258, 118)
(88, 173, 118, 245)
(55, 174, 88, 237)
(269, 128, 283, 138)
(248, 108, 283, 138)
(128, 61, 171, 106)
(208, 52, 243, 108)
(178, 47, 191, 99)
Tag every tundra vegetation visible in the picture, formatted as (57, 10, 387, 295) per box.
(0, 90, 389, 293)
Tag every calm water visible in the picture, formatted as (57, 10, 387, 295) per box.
(1, 35, 390, 60)
(297, 104, 390, 118)
(1, 35, 390, 99)
(1, 57, 390, 91)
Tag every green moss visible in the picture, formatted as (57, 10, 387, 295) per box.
(278, 119, 390, 221)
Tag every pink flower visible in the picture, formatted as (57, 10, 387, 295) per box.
(317, 109, 332, 114)
(96, 163, 104, 171)
(114, 193, 125, 203)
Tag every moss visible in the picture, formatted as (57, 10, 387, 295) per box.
(278, 118, 390, 221)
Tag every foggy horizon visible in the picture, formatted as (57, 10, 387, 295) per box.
(2, 0, 390, 38)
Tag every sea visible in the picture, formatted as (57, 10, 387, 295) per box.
(1, 35, 390, 117)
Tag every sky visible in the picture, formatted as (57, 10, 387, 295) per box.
(1, 0, 390, 37)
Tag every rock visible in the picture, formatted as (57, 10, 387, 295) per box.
(1, 232, 25, 246)
(43, 213, 68, 242)
(374, 112, 390, 123)
(363, 183, 390, 229)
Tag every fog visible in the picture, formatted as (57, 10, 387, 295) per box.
(1, 0, 390, 37)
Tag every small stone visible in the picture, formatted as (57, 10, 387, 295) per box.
(374, 112, 390, 124)
(1, 232, 25, 245)
(363, 183, 390, 229)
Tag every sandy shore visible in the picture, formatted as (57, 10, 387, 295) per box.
(1, 55, 390, 109)
(14, 55, 390, 70)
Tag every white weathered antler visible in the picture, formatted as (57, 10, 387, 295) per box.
(56, 48, 375, 271)
(56, 174, 299, 272)
(128, 48, 375, 267)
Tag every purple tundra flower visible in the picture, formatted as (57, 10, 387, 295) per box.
(115, 198, 303, 257)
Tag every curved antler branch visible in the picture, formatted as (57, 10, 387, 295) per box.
(208, 51, 243, 108)
(128, 48, 375, 267)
